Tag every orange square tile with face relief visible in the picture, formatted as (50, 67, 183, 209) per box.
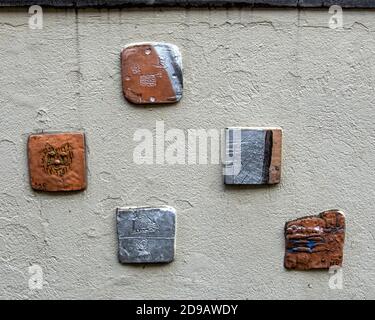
(121, 42, 183, 105)
(28, 132, 87, 192)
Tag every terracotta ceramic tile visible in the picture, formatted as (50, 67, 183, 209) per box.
(284, 210, 346, 270)
(224, 127, 282, 185)
(28, 132, 87, 192)
(121, 42, 183, 104)
(116, 206, 176, 264)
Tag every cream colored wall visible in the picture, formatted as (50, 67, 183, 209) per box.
(0, 7, 374, 299)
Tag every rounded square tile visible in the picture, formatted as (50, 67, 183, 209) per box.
(121, 42, 183, 105)
(116, 206, 176, 264)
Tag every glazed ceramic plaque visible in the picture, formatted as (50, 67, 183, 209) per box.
(121, 42, 183, 104)
(117, 206, 176, 264)
(224, 127, 282, 185)
(28, 132, 87, 192)
(284, 210, 346, 270)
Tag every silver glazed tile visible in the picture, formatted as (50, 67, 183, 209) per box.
(116, 206, 176, 264)
(224, 127, 282, 185)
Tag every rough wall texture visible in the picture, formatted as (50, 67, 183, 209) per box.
(0, 7, 375, 300)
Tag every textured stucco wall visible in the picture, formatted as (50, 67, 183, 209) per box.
(0, 7, 375, 300)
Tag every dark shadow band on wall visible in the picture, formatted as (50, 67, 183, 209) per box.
(1, 1, 375, 9)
